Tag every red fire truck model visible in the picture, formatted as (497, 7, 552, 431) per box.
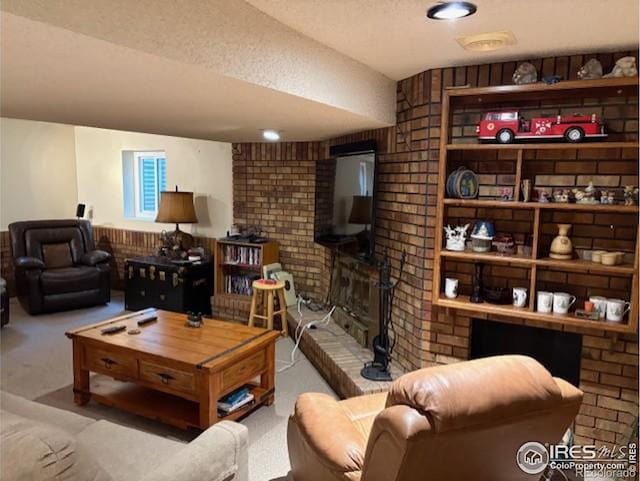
(476, 110, 606, 144)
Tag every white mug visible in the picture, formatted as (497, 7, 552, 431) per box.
(589, 296, 608, 320)
(606, 299, 631, 323)
(537, 291, 553, 313)
(513, 287, 528, 308)
(553, 292, 576, 314)
(445, 278, 459, 299)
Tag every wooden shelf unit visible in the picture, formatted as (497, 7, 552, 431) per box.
(215, 240, 279, 298)
(433, 77, 639, 334)
(447, 141, 638, 151)
(443, 198, 640, 212)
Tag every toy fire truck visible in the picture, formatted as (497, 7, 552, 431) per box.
(476, 110, 606, 144)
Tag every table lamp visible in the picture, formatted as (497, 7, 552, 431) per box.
(155, 186, 198, 254)
(348, 195, 372, 253)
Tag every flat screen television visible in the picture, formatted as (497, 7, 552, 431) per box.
(314, 141, 377, 261)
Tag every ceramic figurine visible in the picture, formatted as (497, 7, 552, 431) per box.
(599, 190, 615, 205)
(578, 59, 603, 80)
(624, 186, 639, 205)
(553, 189, 571, 203)
(603, 56, 638, 78)
(550, 224, 574, 260)
(521, 179, 531, 202)
(444, 224, 469, 252)
(513, 62, 537, 85)
(500, 187, 513, 201)
(537, 190, 551, 203)
(574, 182, 597, 204)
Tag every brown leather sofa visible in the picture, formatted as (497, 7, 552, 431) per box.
(9, 220, 111, 314)
(288, 355, 583, 481)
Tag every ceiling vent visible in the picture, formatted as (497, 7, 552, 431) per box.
(457, 31, 517, 52)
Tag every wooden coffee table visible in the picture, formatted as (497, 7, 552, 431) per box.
(66, 308, 280, 429)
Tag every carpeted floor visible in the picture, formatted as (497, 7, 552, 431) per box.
(0, 293, 336, 481)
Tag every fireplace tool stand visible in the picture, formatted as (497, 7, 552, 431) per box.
(361, 249, 406, 382)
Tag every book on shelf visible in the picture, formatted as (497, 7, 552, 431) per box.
(223, 273, 260, 296)
(223, 245, 260, 266)
(218, 387, 255, 414)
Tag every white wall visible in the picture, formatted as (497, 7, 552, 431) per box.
(74, 126, 233, 238)
(0, 118, 78, 229)
(0, 118, 233, 238)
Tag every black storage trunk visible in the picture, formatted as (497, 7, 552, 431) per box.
(124, 256, 213, 315)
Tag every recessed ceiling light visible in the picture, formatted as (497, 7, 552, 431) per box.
(457, 31, 517, 52)
(427, 1, 477, 20)
(262, 129, 280, 141)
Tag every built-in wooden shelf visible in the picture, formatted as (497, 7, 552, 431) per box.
(445, 77, 639, 105)
(446, 141, 638, 151)
(433, 76, 639, 334)
(443, 198, 640, 213)
(441, 250, 533, 266)
(434, 295, 635, 334)
(221, 262, 262, 270)
(536, 258, 636, 276)
(441, 251, 636, 276)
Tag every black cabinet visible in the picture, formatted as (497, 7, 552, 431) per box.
(124, 256, 212, 314)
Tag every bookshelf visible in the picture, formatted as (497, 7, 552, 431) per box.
(433, 77, 639, 335)
(214, 239, 279, 299)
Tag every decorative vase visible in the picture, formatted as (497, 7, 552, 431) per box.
(549, 224, 573, 260)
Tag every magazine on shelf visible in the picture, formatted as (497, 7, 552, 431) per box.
(218, 388, 255, 414)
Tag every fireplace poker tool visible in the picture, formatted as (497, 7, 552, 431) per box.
(361, 249, 406, 382)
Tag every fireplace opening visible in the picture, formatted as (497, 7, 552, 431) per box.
(470, 319, 582, 387)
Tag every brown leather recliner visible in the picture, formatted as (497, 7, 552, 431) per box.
(288, 355, 583, 481)
(9, 220, 111, 314)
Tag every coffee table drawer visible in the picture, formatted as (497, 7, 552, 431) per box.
(85, 348, 138, 379)
(222, 350, 266, 391)
(139, 361, 195, 394)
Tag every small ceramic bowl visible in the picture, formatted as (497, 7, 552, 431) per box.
(614, 252, 625, 264)
(591, 251, 606, 263)
(601, 252, 618, 266)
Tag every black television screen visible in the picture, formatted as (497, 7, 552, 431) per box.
(314, 142, 377, 260)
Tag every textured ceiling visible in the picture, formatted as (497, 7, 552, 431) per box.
(0, 1, 395, 142)
(247, 0, 640, 80)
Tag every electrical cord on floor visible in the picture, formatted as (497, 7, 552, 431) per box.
(277, 296, 336, 373)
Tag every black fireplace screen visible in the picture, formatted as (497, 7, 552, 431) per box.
(470, 319, 582, 387)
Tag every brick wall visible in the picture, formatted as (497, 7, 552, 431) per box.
(231, 142, 328, 300)
(398, 50, 639, 448)
(232, 49, 639, 446)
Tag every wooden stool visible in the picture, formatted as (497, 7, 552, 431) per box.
(248, 280, 289, 337)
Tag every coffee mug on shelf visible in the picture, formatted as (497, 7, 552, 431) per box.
(512, 287, 528, 308)
(537, 291, 553, 313)
(589, 296, 608, 320)
(605, 299, 631, 323)
(553, 292, 576, 315)
(445, 278, 459, 299)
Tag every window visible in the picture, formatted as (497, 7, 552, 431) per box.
(123, 150, 166, 220)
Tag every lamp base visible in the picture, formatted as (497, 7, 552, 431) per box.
(361, 363, 392, 382)
(172, 227, 194, 251)
(158, 225, 194, 259)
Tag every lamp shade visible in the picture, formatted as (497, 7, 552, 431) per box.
(155, 191, 198, 224)
(348, 195, 372, 225)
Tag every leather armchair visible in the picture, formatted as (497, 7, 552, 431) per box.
(9, 220, 111, 314)
(288, 355, 583, 481)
